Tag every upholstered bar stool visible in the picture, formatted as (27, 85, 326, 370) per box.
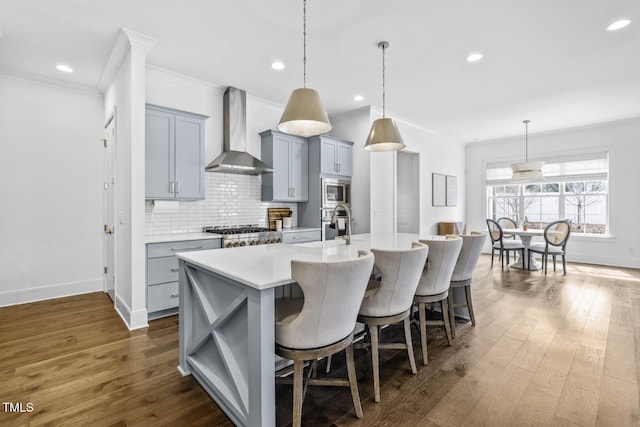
(357, 242, 428, 403)
(275, 251, 375, 427)
(448, 232, 486, 337)
(414, 236, 462, 365)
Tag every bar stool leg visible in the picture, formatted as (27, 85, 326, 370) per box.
(418, 302, 428, 365)
(442, 298, 453, 345)
(465, 285, 476, 325)
(448, 292, 456, 339)
(370, 324, 381, 403)
(403, 317, 417, 374)
(292, 360, 304, 427)
(345, 344, 363, 418)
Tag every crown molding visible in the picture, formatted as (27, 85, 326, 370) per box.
(0, 68, 102, 97)
(329, 105, 372, 122)
(146, 65, 225, 96)
(97, 28, 156, 94)
(246, 94, 284, 112)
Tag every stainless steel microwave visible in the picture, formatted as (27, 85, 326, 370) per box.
(321, 178, 350, 208)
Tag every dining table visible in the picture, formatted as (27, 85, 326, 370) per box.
(501, 228, 546, 270)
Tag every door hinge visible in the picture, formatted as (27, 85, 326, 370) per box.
(102, 138, 108, 148)
(104, 266, 108, 274)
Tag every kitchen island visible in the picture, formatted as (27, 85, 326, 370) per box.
(177, 233, 440, 427)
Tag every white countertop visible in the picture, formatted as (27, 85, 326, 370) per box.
(177, 232, 444, 290)
(145, 232, 222, 244)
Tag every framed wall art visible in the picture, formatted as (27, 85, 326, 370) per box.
(446, 175, 457, 206)
(432, 173, 446, 206)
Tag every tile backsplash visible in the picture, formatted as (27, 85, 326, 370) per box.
(145, 173, 297, 236)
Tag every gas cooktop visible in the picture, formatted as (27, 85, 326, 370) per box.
(203, 225, 282, 248)
(203, 225, 273, 235)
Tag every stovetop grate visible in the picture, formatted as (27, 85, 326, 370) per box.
(203, 225, 274, 235)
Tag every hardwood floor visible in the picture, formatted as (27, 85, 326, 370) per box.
(1, 256, 639, 426)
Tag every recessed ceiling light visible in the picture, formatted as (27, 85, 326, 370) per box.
(353, 95, 364, 102)
(607, 19, 631, 31)
(271, 61, 285, 70)
(56, 64, 74, 73)
(466, 53, 483, 62)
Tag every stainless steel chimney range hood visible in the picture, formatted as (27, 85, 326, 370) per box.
(205, 87, 274, 175)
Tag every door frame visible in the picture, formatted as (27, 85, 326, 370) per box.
(103, 107, 117, 299)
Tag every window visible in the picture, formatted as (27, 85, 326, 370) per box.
(486, 153, 609, 236)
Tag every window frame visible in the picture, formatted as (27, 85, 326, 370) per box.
(485, 152, 610, 237)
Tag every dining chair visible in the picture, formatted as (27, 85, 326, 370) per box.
(414, 236, 462, 364)
(275, 251, 375, 427)
(448, 232, 486, 337)
(486, 219, 525, 269)
(496, 217, 518, 240)
(527, 220, 571, 275)
(357, 242, 429, 402)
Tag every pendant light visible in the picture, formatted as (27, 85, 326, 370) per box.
(511, 120, 544, 181)
(364, 41, 405, 152)
(277, 0, 332, 138)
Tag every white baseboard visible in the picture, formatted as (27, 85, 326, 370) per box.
(0, 278, 103, 307)
(114, 294, 149, 330)
(481, 250, 639, 269)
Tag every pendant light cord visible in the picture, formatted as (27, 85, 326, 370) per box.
(303, 0, 307, 88)
(381, 42, 387, 118)
(523, 119, 530, 163)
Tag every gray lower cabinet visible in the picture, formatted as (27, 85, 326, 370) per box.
(145, 105, 207, 200)
(146, 238, 221, 319)
(260, 130, 308, 202)
(282, 229, 321, 244)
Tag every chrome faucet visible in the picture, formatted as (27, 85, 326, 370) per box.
(331, 202, 352, 245)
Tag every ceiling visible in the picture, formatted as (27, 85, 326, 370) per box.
(1, 0, 638, 143)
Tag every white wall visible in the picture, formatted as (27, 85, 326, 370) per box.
(330, 107, 466, 235)
(0, 76, 104, 306)
(465, 117, 640, 268)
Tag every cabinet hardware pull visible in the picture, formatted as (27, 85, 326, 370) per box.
(170, 268, 179, 272)
(170, 181, 175, 194)
(338, 164, 341, 172)
(176, 181, 180, 194)
(170, 293, 179, 298)
(171, 245, 203, 251)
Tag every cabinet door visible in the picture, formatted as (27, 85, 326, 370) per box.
(320, 139, 337, 175)
(272, 133, 291, 200)
(289, 137, 308, 201)
(336, 142, 352, 176)
(145, 109, 175, 199)
(174, 114, 204, 199)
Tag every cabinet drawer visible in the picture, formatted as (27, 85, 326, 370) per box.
(148, 282, 180, 313)
(282, 230, 321, 244)
(147, 256, 179, 285)
(147, 238, 220, 258)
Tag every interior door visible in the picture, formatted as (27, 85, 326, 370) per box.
(396, 151, 420, 233)
(103, 113, 116, 302)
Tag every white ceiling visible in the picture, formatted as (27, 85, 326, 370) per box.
(1, 0, 638, 142)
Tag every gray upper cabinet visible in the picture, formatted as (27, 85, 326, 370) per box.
(316, 136, 353, 177)
(261, 130, 308, 202)
(145, 105, 207, 200)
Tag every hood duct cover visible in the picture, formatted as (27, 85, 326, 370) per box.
(205, 87, 274, 175)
